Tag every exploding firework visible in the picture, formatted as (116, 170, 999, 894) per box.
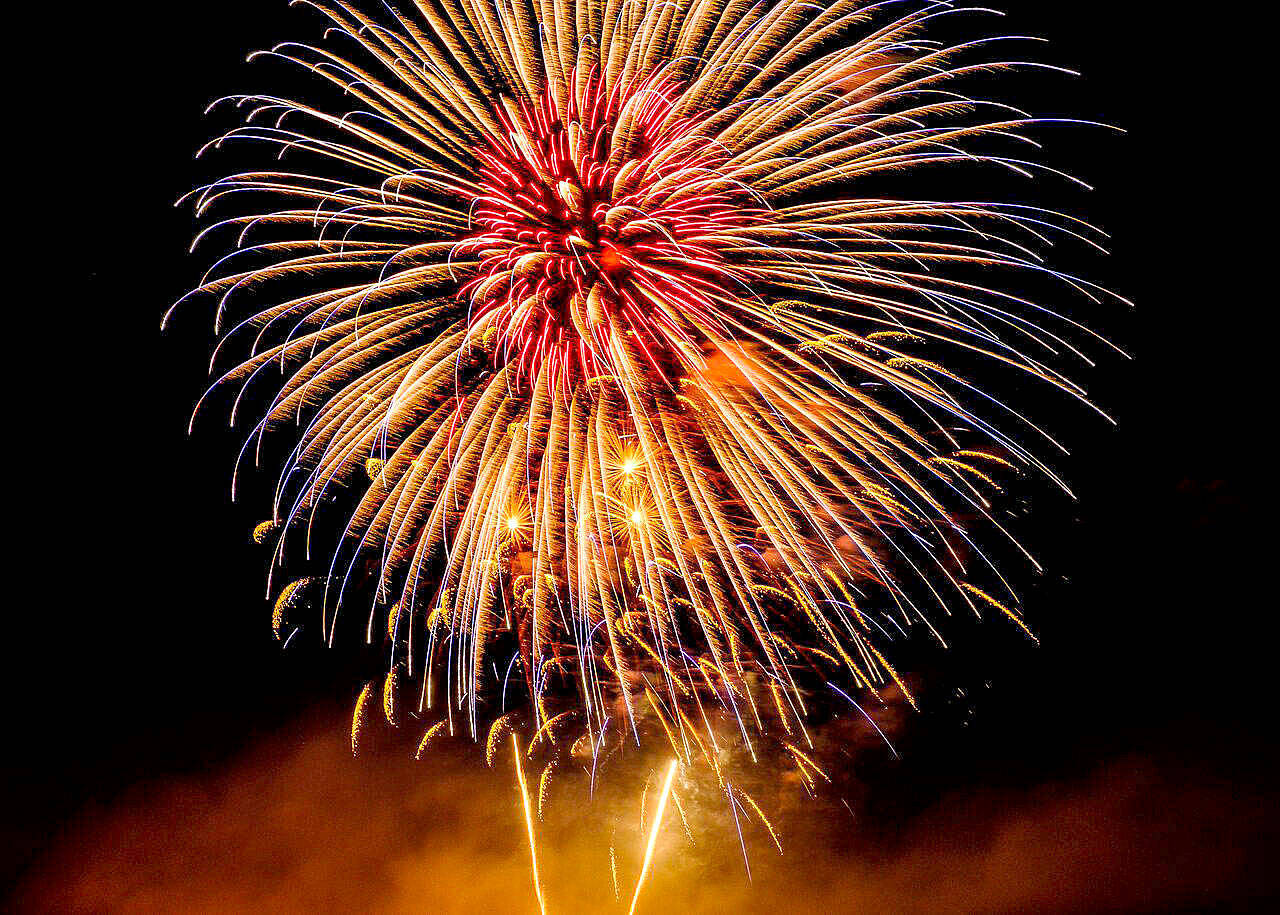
(171, 0, 1121, 860)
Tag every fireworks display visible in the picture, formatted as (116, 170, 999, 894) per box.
(171, 0, 1121, 888)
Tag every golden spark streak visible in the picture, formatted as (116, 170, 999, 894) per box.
(628, 759, 679, 915)
(512, 734, 548, 915)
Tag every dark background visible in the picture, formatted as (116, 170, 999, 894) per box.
(7, 1, 1270, 910)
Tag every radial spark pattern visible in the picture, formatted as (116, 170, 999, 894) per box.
(173, 0, 1120, 772)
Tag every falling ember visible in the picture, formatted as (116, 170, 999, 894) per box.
(609, 841, 620, 902)
(512, 734, 548, 915)
(628, 760, 679, 915)
(350, 682, 373, 758)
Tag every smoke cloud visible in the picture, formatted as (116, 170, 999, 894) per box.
(14, 712, 1266, 913)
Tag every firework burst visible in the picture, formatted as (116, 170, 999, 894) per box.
(172, 0, 1122, 824)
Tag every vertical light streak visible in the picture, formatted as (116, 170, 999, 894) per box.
(628, 759, 679, 915)
(512, 734, 548, 915)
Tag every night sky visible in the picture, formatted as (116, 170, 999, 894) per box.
(7, 1, 1271, 911)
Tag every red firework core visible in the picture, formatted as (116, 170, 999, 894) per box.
(457, 71, 757, 387)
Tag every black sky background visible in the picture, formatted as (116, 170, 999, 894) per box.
(7, 1, 1271, 909)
